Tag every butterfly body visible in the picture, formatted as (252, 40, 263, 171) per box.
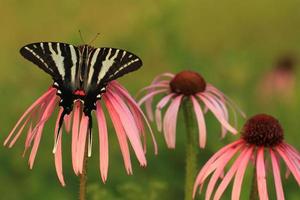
(20, 42, 142, 139)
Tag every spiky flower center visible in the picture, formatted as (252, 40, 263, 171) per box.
(170, 71, 206, 95)
(242, 114, 284, 147)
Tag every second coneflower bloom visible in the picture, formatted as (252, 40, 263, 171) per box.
(193, 114, 300, 200)
(139, 71, 244, 148)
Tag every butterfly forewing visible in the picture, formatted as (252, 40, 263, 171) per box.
(86, 47, 142, 96)
(20, 42, 79, 89)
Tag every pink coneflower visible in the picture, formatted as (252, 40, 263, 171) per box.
(4, 81, 157, 186)
(139, 71, 244, 148)
(193, 114, 300, 200)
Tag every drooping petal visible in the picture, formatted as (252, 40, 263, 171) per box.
(143, 72, 174, 121)
(77, 115, 89, 174)
(231, 146, 253, 200)
(203, 92, 229, 137)
(4, 88, 56, 146)
(276, 145, 300, 185)
(193, 140, 245, 198)
(106, 90, 146, 166)
(155, 93, 174, 132)
(54, 108, 66, 186)
(204, 146, 245, 200)
(8, 117, 30, 148)
(206, 84, 246, 118)
(64, 112, 72, 133)
(256, 147, 269, 200)
(214, 146, 252, 200)
(270, 149, 285, 200)
(104, 95, 132, 174)
(28, 94, 57, 169)
(198, 94, 237, 134)
(138, 88, 169, 107)
(72, 101, 81, 174)
(111, 82, 158, 154)
(96, 102, 109, 182)
(163, 95, 183, 148)
(191, 96, 206, 148)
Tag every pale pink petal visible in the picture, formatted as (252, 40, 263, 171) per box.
(96, 102, 109, 182)
(231, 146, 254, 200)
(193, 140, 245, 198)
(204, 146, 245, 200)
(139, 73, 173, 122)
(198, 144, 244, 188)
(136, 82, 169, 96)
(276, 145, 300, 185)
(64, 112, 72, 133)
(104, 95, 132, 174)
(106, 90, 146, 166)
(77, 115, 89, 174)
(72, 101, 81, 174)
(191, 96, 206, 148)
(213, 146, 253, 200)
(110, 82, 157, 154)
(256, 147, 269, 200)
(203, 92, 229, 137)
(206, 84, 246, 118)
(155, 93, 174, 132)
(270, 149, 285, 200)
(28, 95, 57, 169)
(54, 108, 66, 186)
(163, 95, 183, 148)
(4, 88, 56, 146)
(198, 94, 237, 134)
(8, 118, 30, 148)
(138, 89, 169, 107)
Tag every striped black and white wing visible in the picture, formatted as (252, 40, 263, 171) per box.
(20, 42, 79, 88)
(86, 47, 142, 96)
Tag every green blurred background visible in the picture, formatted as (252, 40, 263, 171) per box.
(0, 0, 300, 199)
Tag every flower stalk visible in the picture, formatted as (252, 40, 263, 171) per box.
(250, 165, 259, 200)
(183, 99, 198, 200)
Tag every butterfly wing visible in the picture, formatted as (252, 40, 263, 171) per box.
(20, 42, 79, 88)
(85, 47, 142, 97)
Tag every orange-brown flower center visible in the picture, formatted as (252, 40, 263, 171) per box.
(242, 114, 284, 147)
(169, 71, 206, 95)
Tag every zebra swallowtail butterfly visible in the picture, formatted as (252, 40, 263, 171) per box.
(20, 42, 142, 142)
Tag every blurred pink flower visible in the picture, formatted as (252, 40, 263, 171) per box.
(193, 114, 300, 200)
(4, 81, 157, 186)
(139, 71, 245, 149)
(257, 55, 296, 103)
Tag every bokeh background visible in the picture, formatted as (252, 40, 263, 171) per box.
(0, 0, 300, 199)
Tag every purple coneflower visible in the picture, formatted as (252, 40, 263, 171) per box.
(139, 71, 244, 149)
(139, 70, 244, 200)
(193, 114, 300, 200)
(4, 81, 157, 186)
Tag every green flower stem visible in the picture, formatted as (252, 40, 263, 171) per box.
(250, 165, 259, 200)
(183, 99, 198, 200)
(79, 144, 88, 200)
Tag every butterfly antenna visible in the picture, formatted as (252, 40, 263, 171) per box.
(88, 33, 100, 45)
(78, 30, 85, 43)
